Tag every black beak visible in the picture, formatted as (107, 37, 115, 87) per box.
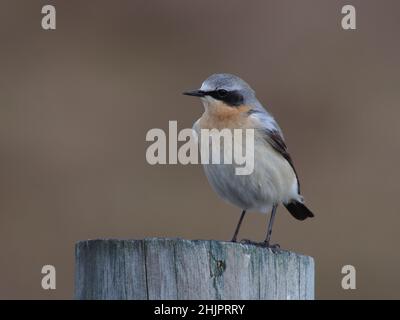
(182, 89, 205, 97)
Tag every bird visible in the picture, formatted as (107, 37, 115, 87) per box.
(183, 73, 314, 248)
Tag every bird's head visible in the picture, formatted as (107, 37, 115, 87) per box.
(183, 73, 257, 111)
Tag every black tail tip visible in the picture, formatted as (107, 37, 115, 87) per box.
(284, 201, 314, 221)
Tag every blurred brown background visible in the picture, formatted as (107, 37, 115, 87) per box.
(0, 0, 399, 299)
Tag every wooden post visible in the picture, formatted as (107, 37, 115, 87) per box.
(75, 238, 314, 300)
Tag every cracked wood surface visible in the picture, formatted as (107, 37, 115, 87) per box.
(75, 238, 314, 300)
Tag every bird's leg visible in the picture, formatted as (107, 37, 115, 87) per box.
(263, 204, 278, 247)
(239, 205, 281, 250)
(231, 210, 246, 242)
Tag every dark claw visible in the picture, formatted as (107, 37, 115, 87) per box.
(240, 239, 257, 245)
(265, 243, 281, 252)
(240, 239, 281, 251)
(264, 243, 280, 249)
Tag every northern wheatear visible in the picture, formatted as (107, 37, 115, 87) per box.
(183, 73, 314, 247)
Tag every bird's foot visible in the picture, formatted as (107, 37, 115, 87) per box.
(240, 239, 281, 251)
(240, 239, 259, 246)
(264, 242, 281, 251)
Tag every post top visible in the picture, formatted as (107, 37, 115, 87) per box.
(76, 237, 313, 261)
(75, 237, 315, 300)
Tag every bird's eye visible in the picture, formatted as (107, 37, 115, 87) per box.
(217, 89, 228, 97)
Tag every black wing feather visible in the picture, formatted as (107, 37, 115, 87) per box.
(263, 129, 301, 194)
(262, 129, 314, 220)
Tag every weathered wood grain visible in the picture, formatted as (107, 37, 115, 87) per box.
(75, 238, 314, 300)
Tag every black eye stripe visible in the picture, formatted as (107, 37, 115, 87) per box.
(217, 89, 228, 97)
(206, 90, 244, 107)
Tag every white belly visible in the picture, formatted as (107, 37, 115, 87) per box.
(195, 126, 299, 213)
